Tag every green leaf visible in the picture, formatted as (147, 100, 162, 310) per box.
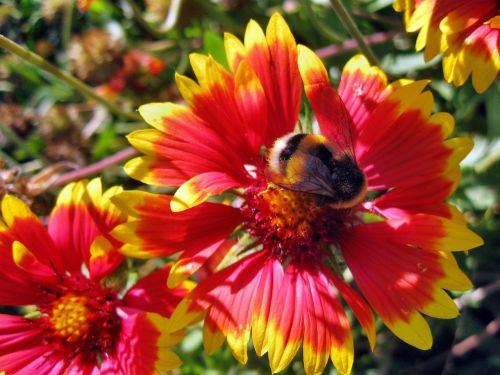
(203, 31, 229, 70)
(7, 61, 44, 86)
(485, 83, 500, 137)
(91, 123, 117, 161)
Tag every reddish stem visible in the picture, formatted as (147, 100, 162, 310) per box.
(451, 317, 500, 357)
(315, 31, 400, 59)
(51, 147, 138, 187)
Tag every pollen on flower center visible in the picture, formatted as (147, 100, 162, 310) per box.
(242, 184, 343, 261)
(50, 294, 91, 342)
(41, 276, 122, 359)
(260, 187, 316, 239)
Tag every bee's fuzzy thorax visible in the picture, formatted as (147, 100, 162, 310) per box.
(266, 132, 367, 208)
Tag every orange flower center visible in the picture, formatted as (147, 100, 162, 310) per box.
(49, 294, 92, 342)
(37, 276, 123, 364)
(259, 187, 317, 240)
(243, 184, 347, 261)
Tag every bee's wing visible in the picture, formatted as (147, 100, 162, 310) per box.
(277, 153, 337, 197)
(327, 98, 356, 158)
(310, 88, 356, 160)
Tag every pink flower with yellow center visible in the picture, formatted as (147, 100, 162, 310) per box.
(394, 0, 500, 93)
(0, 179, 190, 374)
(115, 13, 483, 375)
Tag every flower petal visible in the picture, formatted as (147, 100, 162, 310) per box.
(48, 179, 126, 276)
(0, 228, 49, 304)
(111, 191, 242, 262)
(189, 250, 270, 363)
(117, 312, 183, 374)
(340, 218, 474, 349)
(129, 105, 252, 189)
(356, 81, 469, 196)
(11, 241, 55, 281)
(0, 315, 63, 374)
(300, 267, 354, 375)
(1, 194, 59, 270)
(123, 264, 192, 318)
(177, 55, 263, 159)
(400, 0, 500, 92)
(325, 268, 376, 350)
(224, 32, 246, 72)
(168, 238, 236, 288)
(251, 257, 284, 356)
(359, 213, 483, 252)
(297, 45, 355, 154)
(443, 24, 500, 93)
(245, 13, 301, 141)
(171, 172, 242, 211)
(338, 54, 392, 131)
(233, 60, 271, 154)
(266, 264, 304, 373)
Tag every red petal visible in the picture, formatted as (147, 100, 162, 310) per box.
(245, 13, 301, 142)
(234, 60, 271, 155)
(0, 315, 63, 374)
(111, 191, 243, 259)
(117, 312, 183, 374)
(171, 171, 242, 211)
(356, 82, 469, 193)
(179, 55, 263, 160)
(339, 218, 471, 349)
(170, 238, 236, 287)
(123, 264, 190, 318)
(300, 267, 353, 375)
(338, 54, 392, 131)
(266, 263, 304, 373)
(48, 180, 126, 275)
(127, 124, 252, 187)
(2, 195, 61, 271)
(251, 257, 284, 356)
(192, 250, 269, 363)
(298, 45, 356, 154)
(324, 267, 376, 350)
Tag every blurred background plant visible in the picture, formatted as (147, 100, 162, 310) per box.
(0, 0, 498, 374)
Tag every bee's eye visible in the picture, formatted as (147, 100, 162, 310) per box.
(331, 172, 338, 181)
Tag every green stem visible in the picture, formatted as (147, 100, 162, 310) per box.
(176, 40, 190, 74)
(0, 35, 140, 121)
(62, 0, 74, 52)
(475, 149, 500, 174)
(301, 0, 344, 42)
(329, 0, 379, 66)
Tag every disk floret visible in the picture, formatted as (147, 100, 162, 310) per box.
(41, 276, 121, 358)
(242, 184, 345, 261)
(49, 294, 92, 342)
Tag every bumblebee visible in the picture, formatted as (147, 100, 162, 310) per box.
(267, 133, 367, 208)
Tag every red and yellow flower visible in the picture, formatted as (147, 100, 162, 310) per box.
(0, 179, 190, 374)
(116, 13, 483, 375)
(97, 49, 166, 100)
(394, 0, 500, 93)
